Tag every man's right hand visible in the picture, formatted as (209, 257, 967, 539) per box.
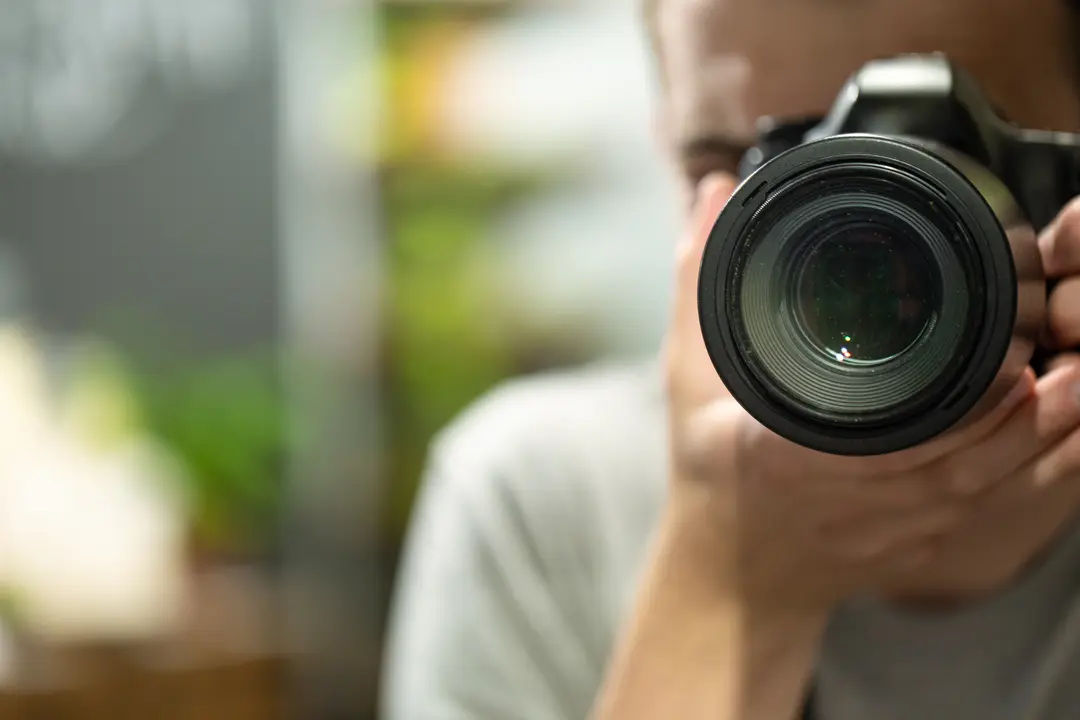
(664, 172, 1080, 616)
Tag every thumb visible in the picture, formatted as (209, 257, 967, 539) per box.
(675, 173, 740, 283)
(666, 172, 739, 409)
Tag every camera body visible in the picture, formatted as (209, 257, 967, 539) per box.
(698, 54, 1080, 456)
(741, 55, 1080, 231)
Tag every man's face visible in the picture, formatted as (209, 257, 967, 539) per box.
(657, 0, 1080, 201)
(656, 0, 1080, 600)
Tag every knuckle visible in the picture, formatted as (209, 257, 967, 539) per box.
(1050, 275, 1080, 302)
(1047, 200, 1080, 273)
(905, 475, 945, 506)
(1032, 433, 1080, 490)
(827, 531, 883, 563)
(930, 450, 989, 496)
(1048, 279, 1080, 330)
(940, 457, 980, 496)
(933, 501, 969, 530)
(876, 475, 937, 511)
(1055, 433, 1080, 477)
(852, 544, 887, 564)
(1058, 199, 1080, 240)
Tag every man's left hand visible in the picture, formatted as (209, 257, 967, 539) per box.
(1040, 198, 1080, 371)
(877, 198, 1080, 604)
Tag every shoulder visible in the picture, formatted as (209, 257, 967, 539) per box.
(383, 361, 669, 718)
(435, 358, 665, 460)
(424, 359, 669, 635)
(429, 359, 668, 527)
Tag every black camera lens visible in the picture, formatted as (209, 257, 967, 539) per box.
(733, 172, 971, 424)
(698, 135, 1031, 455)
(793, 216, 936, 365)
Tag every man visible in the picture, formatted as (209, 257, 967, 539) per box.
(382, 0, 1080, 718)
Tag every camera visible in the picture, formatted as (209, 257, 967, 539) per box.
(697, 54, 1080, 456)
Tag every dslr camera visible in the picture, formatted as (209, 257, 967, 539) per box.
(698, 54, 1080, 456)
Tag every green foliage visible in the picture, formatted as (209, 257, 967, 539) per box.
(375, 8, 601, 536)
(129, 353, 288, 552)
(0, 589, 21, 625)
(378, 1, 512, 48)
(383, 165, 549, 530)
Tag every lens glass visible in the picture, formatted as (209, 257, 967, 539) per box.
(730, 172, 972, 424)
(795, 222, 935, 364)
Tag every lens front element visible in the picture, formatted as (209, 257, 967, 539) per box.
(795, 217, 936, 365)
(732, 169, 974, 425)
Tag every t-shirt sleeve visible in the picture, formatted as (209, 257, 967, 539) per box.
(381, 433, 600, 720)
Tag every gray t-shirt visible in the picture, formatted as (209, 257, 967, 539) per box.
(381, 361, 1080, 720)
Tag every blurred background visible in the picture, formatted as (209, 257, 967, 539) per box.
(0, 0, 679, 717)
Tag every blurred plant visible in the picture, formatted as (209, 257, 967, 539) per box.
(376, 4, 517, 166)
(376, 6, 607, 537)
(131, 355, 287, 555)
(382, 162, 601, 532)
(64, 343, 288, 556)
(0, 591, 20, 627)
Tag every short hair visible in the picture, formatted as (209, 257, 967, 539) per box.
(644, 0, 1080, 81)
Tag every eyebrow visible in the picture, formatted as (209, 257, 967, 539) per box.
(677, 134, 755, 164)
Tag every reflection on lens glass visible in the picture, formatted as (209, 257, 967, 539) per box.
(795, 225, 935, 363)
(733, 173, 966, 422)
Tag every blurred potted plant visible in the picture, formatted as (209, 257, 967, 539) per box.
(129, 354, 288, 561)
(62, 343, 289, 561)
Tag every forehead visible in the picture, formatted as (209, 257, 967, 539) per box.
(658, 0, 1071, 144)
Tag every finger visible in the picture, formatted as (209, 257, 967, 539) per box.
(1047, 352, 1080, 374)
(665, 173, 738, 405)
(816, 501, 966, 562)
(886, 540, 941, 571)
(1030, 413, 1080, 490)
(672, 172, 739, 332)
(935, 363, 1080, 495)
(973, 422, 1080, 519)
(1039, 198, 1080, 278)
(758, 457, 947, 515)
(765, 372, 1039, 533)
(871, 368, 1037, 472)
(749, 368, 1035, 479)
(1047, 276, 1080, 348)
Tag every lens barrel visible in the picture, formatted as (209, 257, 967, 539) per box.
(698, 134, 1045, 455)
